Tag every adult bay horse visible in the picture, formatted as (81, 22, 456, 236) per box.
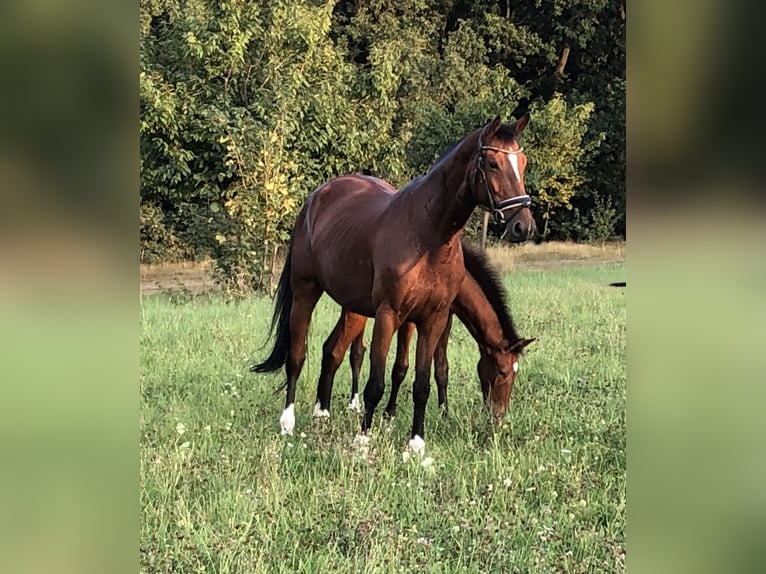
(253, 116, 533, 454)
(317, 240, 534, 421)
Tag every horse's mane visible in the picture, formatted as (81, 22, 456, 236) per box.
(428, 140, 460, 174)
(460, 239, 522, 348)
(426, 120, 520, 175)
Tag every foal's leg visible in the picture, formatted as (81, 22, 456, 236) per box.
(409, 311, 451, 454)
(280, 280, 322, 435)
(314, 311, 367, 416)
(361, 304, 400, 433)
(348, 329, 367, 411)
(384, 322, 415, 418)
(434, 313, 453, 417)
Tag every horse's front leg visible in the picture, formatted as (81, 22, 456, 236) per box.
(434, 313, 453, 417)
(409, 311, 451, 455)
(361, 304, 400, 433)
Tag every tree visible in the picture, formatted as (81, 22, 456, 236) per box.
(140, 0, 626, 290)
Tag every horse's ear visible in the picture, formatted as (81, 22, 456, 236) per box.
(509, 337, 535, 353)
(482, 115, 503, 138)
(511, 113, 530, 135)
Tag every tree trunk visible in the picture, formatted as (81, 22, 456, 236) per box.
(481, 211, 490, 250)
(556, 46, 570, 78)
(269, 244, 279, 296)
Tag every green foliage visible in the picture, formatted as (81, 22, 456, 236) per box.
(140, 0, 625, 290)
(139, 201, 197, 263)
(525, 93, 605, 238)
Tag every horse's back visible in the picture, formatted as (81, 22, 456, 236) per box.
(294, 174, 396, 316)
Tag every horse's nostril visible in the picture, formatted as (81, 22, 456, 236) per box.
(512, 221, 523, 236)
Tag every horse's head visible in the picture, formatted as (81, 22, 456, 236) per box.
(475, 115, 536, 243)
(477, 337, 535, 418)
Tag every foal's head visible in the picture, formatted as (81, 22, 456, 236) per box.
(474, 116, 536, 242)
(477, 337, 535, 418)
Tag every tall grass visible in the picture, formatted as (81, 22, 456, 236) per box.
(141, 262, 625, 573)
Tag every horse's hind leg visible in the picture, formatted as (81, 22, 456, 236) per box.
(281, 279, 322, 435)
(314, 311, 367, 416)
(348, 328, 367, 412)
(434, 313, 453, 417)
(384, 322, 415, 418)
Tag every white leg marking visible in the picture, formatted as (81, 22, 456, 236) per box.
(347, 393, 362, 412)
(508, 153, 521, 181)
(280, 403, 295, 435)
(352, 433, 370, 447)
(312, 401, 330, 418)
(408, 435, 426, 456)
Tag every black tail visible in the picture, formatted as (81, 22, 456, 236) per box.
(251, 239, 293, 373)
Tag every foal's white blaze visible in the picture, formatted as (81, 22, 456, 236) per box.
(513, 361, 519, 373)
(347, 393, 362, 412)
(508, 152, 521, 181)
(280, 403, 295, 435)
(312, 401, 330, 418)
(408, 434, 426, 456)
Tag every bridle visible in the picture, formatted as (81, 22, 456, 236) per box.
(475, 138, 533, 224)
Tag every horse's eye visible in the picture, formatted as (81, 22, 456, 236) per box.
(488, 159, 499, 170)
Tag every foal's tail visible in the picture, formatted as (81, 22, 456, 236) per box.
(250, 239, 293, 373)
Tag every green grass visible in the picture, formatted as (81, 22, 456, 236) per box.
(140, 262, 625, 573)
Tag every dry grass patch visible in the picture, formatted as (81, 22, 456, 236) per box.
(485, 240, 625, 273)
(139, 241, 626, 294)
(139, 260, 217, 295)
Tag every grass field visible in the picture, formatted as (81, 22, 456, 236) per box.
(140, 260, 626, 573)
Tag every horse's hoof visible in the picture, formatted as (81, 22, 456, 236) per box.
(312, 401, 330, 418)
(352, 433, 370, 447)
(347, 394, 362, 413)
(280, 404, 295, 435)
(408, 435, 425, 456)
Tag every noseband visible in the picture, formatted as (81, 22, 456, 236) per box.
(476, 140, 532, 224)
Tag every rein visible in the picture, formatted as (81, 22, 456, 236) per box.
(475, 140, 532, 223)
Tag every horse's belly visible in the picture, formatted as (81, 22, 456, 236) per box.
(314, 250, 376, 317)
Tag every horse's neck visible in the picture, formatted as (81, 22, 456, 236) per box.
(451, 273, 506, 350)
(402, 129, 481, 246)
